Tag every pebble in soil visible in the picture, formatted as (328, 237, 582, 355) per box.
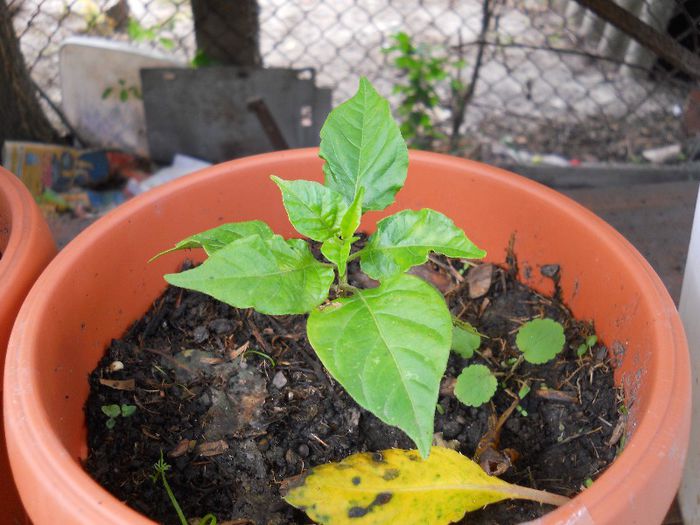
(85, 253, 623, 525)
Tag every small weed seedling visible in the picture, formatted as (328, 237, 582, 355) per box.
(101, 403, 136, 429)
(152, 451, 217, 525)
(453, 317, 566, 407)
(577, 334, 598, 357)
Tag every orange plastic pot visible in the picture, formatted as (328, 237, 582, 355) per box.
(0, 166, 56, 524)
(5, 149, 690, 524)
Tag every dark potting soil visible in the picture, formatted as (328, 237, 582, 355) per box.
(85, 249, 623, 525)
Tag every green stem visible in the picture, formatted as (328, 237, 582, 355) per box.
(346, 248, 365, 262)
(160, 473, 189, 525)
(198, 514, 218, 525)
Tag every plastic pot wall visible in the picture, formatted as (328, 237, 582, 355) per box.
(5, 150, 690, 525)
(0, 167, 56, 524)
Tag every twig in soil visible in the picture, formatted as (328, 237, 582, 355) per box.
(428, 254, 464, 283)
(309, 433, 330, 448)
(553, 427, 602, 447)
(144, 347, 189, 375)
(533, 388, 578, 404)
(298, 346, 333, 390)
(245, 312, 275, 357)
(502, 355, 524, 384)
(474, 398, 521, 476)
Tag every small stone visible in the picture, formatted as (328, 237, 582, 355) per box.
(209, 318, 234, 335)
(441, 420, 462, 440)
(285, 449, 298, 465)
(193, 325, 209, 343)
(505, 417, 521, 433)
(297, 443, 310, 457)
(106, 360, 124, 372)
(595, 346, 608, 362)
(272, 371, 288, 389)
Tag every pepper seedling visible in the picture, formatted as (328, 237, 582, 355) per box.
(154, 77, 486, 457)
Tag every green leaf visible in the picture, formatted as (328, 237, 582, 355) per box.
(101, 87, 113, 99)
(360, 209, 486, 281)
(150, 221, 275, 261)
(451, 320, 481, 359)
(105, 418, 116, 430)
(577, 343, 588, 357)
(271, 176, 347, 241)
(307, 274, 452, 457)
(165, 235, 334, 315)
(516, 319, 566, 364)
(454, 364, 497, 407)
(321, 235, 357, 278)
(120, 404, 137, 417)
(340, 186, 364, 240)
(586, 334, 598, 347)
(101, 404, 121, 418)
(320, 77, 408, 211)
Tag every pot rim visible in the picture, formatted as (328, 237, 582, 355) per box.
(0, 167, 41, 282)
(4, 149, 690, 524)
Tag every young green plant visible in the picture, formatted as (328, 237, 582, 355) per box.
(101, 403, 136, 429)
(453, 317, 566, 407)
(154, 77, 486, 458)
(152, 451, 217, 525)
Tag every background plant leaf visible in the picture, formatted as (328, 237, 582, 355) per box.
(151, 221, 275, 260)
(360, 209, 486, 281)
(516, 318, 566, 364)
(451, 321, 481, 358)
(454, 364, 497, 407)
(271, 176, 347, 241)
(165, 234, 334, 315)
(320, 77, 408, 211)
(282, 447, 569, 525)
(307, 274, 452, 457)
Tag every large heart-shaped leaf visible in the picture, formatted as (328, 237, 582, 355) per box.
(307, 274, 452, 456)
(282, 447, 569, 525)
(150, 221, 274, 260)
(165, 235, 334, 315)
(271, 176, 347, 241)
(360, 209, 486, 281)
(320, 77, 408, 211)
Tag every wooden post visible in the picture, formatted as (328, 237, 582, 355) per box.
(0, 0, 58, 151)
(573, 0, 700, 80)
(190, 0, 261, 67)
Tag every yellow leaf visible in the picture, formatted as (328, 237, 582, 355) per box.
(281, 447, 569, 525)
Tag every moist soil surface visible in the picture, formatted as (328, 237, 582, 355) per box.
(85, 249, 623, 525)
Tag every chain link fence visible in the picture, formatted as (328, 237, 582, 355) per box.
(9, 0, 699, 164)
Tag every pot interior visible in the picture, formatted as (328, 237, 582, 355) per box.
(10, 150, 687, 524)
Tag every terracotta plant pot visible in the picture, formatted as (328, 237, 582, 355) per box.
(0, 166, 56, 524)
(5, 149, 690, 525)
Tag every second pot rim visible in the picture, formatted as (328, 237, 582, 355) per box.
(4, 149, 690, 524)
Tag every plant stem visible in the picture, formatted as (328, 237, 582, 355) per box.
(504, 483, 571, 507)
(160, 472, 189, 525)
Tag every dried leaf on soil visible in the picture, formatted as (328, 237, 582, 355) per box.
(467, 263, 494, 298)
(99, 378, 136, 391)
